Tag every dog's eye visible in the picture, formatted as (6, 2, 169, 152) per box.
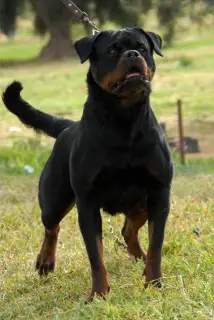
(108, 48, 116, 56)
(139, 46, 147, 53)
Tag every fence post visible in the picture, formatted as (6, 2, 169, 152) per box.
(177, 99, 185, 165)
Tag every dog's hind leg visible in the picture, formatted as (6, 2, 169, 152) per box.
(36, 198, 75, 276)
(36, 139, 75, 276)
(36, 224, 60, 276)
(121, 208, 148, 262)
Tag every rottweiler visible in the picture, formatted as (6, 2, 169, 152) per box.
(2, 27, 173, 301)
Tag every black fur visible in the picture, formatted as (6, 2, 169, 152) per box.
(2, 81, 72, 139)
(2, 27, 173, 300)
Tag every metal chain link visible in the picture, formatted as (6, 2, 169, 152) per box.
(60, 0, 99, 32)
(105, 217, 127, 250)
(105, 217, 137, 265)
(106, 217, 139, 264)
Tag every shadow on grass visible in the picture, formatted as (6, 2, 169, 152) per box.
(0, 58, 43, 68)
(0, 56, 75, 69)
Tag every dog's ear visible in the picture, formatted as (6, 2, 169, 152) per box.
(74, 31, 102, 63)
(145, 31, 163, 57)
(134, 28, 163, 57)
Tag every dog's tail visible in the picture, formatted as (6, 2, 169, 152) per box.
(2, 81, 72, 139)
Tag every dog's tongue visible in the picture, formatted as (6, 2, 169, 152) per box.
(125, 72, 141, 79)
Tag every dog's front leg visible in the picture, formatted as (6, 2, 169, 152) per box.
(144, 187, 170, 287)
(76, 200, 110, 302)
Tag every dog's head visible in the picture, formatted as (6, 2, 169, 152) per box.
(74, 28, 163, 101)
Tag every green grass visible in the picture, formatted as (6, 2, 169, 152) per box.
(0, 39, 43, 61)
(0, 19, 214, 319)
(0, 173, 214, 319)
(0, 136, 50, 175)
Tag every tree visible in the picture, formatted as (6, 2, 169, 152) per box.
(156, 0, 183, 45)
(0, 0, 144, 60)
(1, 0, 213, 59)
(0, 0, 88, 59)
(0, 0, 25, 36)
(156, 0, 214, 45)
(29, 0, 76, 59)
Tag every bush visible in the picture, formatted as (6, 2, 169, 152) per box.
(179, 56, 193, 67)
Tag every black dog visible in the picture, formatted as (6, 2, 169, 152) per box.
(2, 27, 173, 301)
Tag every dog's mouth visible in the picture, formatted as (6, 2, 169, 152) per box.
(125, 68, 143, 79)
(109, 67, 149, 93)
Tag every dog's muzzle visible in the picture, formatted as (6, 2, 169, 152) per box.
(109, 52, 150, 93)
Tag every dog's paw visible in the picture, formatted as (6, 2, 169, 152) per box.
(144, 278, 163, 288)
(86, 286, 110, 303)
(35, 254, 55, 276)
(143, 267, 163, 288)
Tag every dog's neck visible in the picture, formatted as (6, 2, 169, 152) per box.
(82, 70, 152, 146)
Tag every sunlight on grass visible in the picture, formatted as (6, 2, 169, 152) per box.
(0, 39, 43, 61)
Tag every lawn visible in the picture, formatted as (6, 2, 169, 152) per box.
(0, 173, 214, 319)
(0, 18, 214, 319)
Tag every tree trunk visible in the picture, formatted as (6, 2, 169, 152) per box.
(39, 21, 76, 60)
(29, 0, 76, 60)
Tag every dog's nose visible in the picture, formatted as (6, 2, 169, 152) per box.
(124, 50, 140, 59)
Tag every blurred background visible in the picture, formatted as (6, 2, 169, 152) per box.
(0, 0, 214, 173)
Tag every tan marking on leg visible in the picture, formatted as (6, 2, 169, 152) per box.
(87, 236, 110, 302)
(36, 224, 60, 276)
(122, 209, 148, 261)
